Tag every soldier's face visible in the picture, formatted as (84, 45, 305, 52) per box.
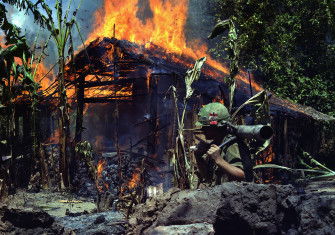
(201, 125, 227, 143)
(201, 126, 218, 141)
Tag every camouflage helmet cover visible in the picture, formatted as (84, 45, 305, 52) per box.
(196, 102, 230, 127)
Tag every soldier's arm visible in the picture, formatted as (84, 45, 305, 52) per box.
(207, 144, 245, 180)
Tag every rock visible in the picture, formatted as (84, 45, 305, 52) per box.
(128, 181, 335, 234)
(56, 211, 127, 234)
(129, 217, 138, 226)
(0, 207, 69, 234)
(2, 207, 54, 229)
(94, 215, 106, 224)
(149, 223, 214, 235)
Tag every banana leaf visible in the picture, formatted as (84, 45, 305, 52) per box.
(253, 163, 293, 171)
(208, 19, 231, 39)
(309, 172, 335, 180)
(185, 57, 206, 99)
(232, 90, 267, 120)
(254, 164, 332, 177)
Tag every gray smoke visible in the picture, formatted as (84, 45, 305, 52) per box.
(186, 0, 220, 53)
(6, 0, 103, 68)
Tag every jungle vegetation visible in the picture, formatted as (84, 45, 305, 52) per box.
(210, 0, 335, 116)
(0, 0, 82, 193)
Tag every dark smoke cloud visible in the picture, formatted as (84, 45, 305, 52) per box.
(137, 0, 153, 23)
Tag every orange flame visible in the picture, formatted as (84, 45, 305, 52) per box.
(256, 145, 275, 165)
(146, 69, 152, 92)
(212, 96, 225, 104)
(256, 145, 277, 184)
(35, 63, 55, 91)
(87, 0, 262, 91)
(127, 168, 141, 189)
(96, 159, 107, 192)
(97, 159, 106, 178)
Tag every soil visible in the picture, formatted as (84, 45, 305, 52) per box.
(0, 179, 334, 234)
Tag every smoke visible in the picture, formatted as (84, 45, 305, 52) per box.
(186, 0, 219, 54)
(130, 0, 219, 54)
(137, 0, 153, 23)
(5, 0, 103, 68)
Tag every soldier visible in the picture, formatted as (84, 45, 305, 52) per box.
(194, 102, 245, 188)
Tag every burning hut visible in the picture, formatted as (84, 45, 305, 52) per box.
(60, 36, 335, 191)
(29, 0, 334, 197)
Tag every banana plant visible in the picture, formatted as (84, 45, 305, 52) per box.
(0, 3, 31, 157)
(208, 19, 239, 112)
(170, 57, 207, 189)
(0, 3, 38, 194)
(20, 32, 52, 188)
(5, 0, 83, 188)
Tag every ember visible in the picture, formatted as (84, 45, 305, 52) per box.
(97, 159, 106, 179)
(96, 159, 107, 192)
(127, 169, 141, 190)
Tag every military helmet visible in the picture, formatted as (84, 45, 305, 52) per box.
(195, 102, 230, 127)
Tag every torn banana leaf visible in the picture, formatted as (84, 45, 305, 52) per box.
(185, 57, 206, 99)
(228, 80, 236, 113)
(208, 19, 231, 39)
(254, 164, 331, 175)
(232, 90, 267, 120)
(253, 163, 293, 171)
(309, 172, 335, 180)
(59, 200, 83, 203)
(255, 139, 271, 156)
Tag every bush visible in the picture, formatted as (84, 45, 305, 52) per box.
(211, 0, 335, 116)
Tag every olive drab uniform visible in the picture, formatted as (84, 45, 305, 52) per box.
(193, 102, 244, 188)
(194, 138, 243, 188)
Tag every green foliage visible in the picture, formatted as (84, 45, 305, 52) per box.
(209, 19, 239, 112)
(212, 0, 335, 116)
(75, 141, 93, 161)
(4, 0, 83, 188)
(170, 57, 207, 189)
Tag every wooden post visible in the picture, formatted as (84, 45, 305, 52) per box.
(71, 74, 85, 187)
(283, 117, 290, 167)
(75, 75, 85, 144)
(147, 74, 158, 156)
(39, 146, 50, 188)
(115, 101, 122, 195)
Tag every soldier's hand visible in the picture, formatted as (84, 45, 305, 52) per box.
(207, 144, 221, 162)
